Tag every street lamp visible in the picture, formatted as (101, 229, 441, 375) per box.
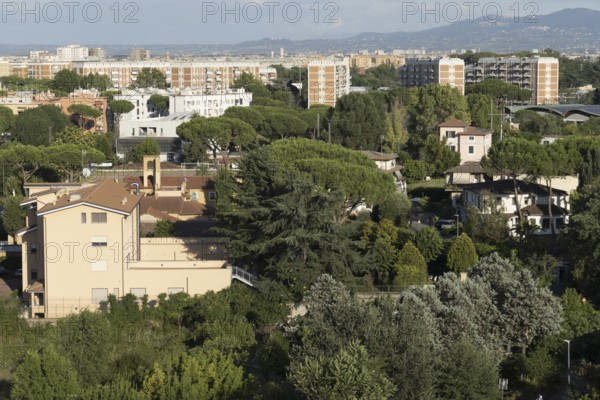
(564, 339, 571, 385)
(454, 213, 460, 238)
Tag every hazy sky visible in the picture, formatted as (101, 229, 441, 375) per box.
(0, 0, 598, 44)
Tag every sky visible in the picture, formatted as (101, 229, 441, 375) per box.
(0, 0, 598, 45)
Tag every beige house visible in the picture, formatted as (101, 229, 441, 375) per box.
(439, 119, 492, 163)
(17, 160, 232, 319)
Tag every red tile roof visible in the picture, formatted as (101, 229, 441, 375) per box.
(37, 179, 142, 216)
(438, 119, 469, 128)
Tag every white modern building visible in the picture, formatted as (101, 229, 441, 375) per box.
(169, 88, 252, 116)
(57, 45, 89, 61)
(115, 88, 252, 122)
(116, 111, 195, 162)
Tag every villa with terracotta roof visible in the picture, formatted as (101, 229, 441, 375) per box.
(17, 156, 232, 318)
(438, 119, 492, 163)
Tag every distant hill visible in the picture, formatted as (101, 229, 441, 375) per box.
(0, 8, 598, 56)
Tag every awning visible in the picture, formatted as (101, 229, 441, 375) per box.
(25, 280, 45, 293)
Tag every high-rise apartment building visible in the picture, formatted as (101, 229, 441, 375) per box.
(129, 48, 151, 61)
(307, 57, 351, 108)
(400, 57, 465, 94)
(465, 57, 559, 105)
(0, 60, 10, 77)
(88, 48, 106, 59)
(57, 45, 89, 61)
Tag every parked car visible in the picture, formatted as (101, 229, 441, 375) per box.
(15, 269, 22, 277)
(435, 219, 457, 230)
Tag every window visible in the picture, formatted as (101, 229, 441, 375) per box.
(30, 244, 37, 253)
(208, 192, 217, 201)
(91, 213, 107, 223)
(450, 145, 456, 152)
(446, 131, 456, 139)
(468, 146, 474, 154)
(168, 288, 184, 295)
(130, 288, 146, 298)
(92, 260, 107, 272)
(469, 136, 475, 141)
(556, 218, 565, 229)
(191, 192, 198, 201)
(541, 218, 550, 230)
(31, 270, 38, 280)
(91, 236, 107, 247)
(92, 288, 108, 304)
(81, 213, 87, 224)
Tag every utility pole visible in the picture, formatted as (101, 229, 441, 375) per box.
(490, 99, 493, 131)
(564, 339, 571, 386)
(316, 112, 320, 139)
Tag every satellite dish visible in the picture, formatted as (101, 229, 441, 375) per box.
(82, 168, 91, 178)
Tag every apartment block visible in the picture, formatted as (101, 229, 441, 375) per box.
(129, 48, 151, 61)
(400, 57, 465, 94)
(88, 48, 106, 60)
(71, 61, 274, 91)
(465, 57, 559, 105)
(29, 51, 52, 60)
(0, 60, 9, 77)
(349, 54, 405, 73)
(57, 45, 89, 61)
(116, 87, 252, 120)
(26, 61, 72, 80)
(307, 57, 351, 108)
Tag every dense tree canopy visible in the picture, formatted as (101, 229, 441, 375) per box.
(13, 105, 70, 146)
(52, 69, 80, 94)
(127, 138, 160, 163)
(407, 84, 470, 147)
(329, 92, 387, 150)
(465, 79, 532, 105)
(133, 68, 168, 89)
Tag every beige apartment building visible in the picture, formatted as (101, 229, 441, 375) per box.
(465, 57, 559, 105)
(307, 57, 351, 107)
(71, 60, 275, 90)
(349, 54, 405, 73)
(18, 157, 233, 318)
(0, 60, 10, 77)
(439, 119, 492, 163)
(129, 47, 151, 61)
(400, 57, 465, 94)
(8, 61, 72, 80)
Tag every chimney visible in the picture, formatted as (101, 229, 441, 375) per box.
(121, 197, 128, 205)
